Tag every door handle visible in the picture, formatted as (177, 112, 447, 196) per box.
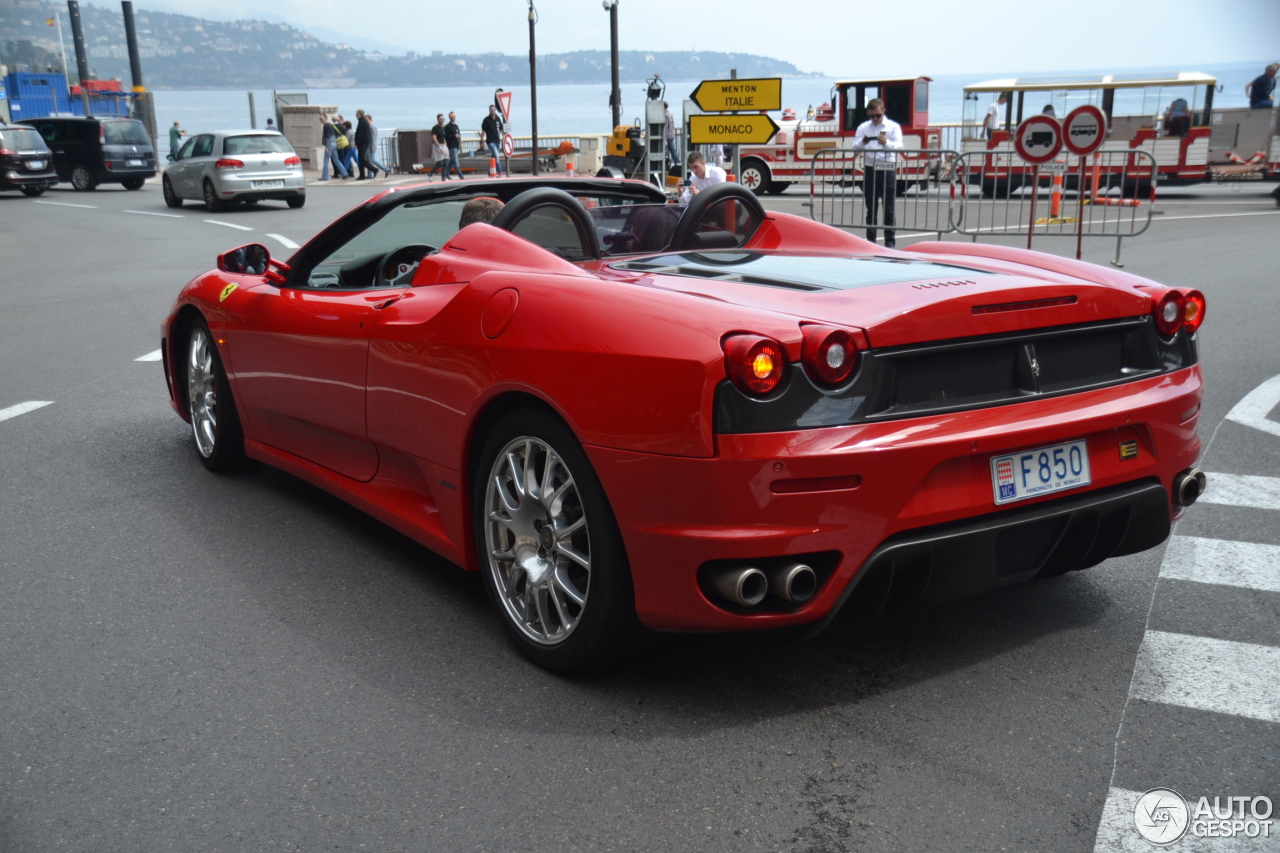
(372, 295, 404, 309)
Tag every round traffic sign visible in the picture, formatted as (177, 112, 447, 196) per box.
(1013, 115, 1063, 165)
(501, 133, 515, 158)
(1063, 105, 1107, 156)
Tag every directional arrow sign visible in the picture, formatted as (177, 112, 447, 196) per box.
(690, 78, 782, 113)
(688, 114, 781, 145)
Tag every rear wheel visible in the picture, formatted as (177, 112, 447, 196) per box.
(738, 159, 771, 196)
(20, 186, 46, 197)
(70, 165, 96, 191)
(286, 195, 305, 209)
(185, 322, 245, 472)
(122, 177, 145, 190)
(162, 176, 183, 208)
(474, 408, 636, 673)
(202, 179, 223, 212)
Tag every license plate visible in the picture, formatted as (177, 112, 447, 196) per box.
(126, 159, 143, 166)
(28, 160, 45, 169)
(990, 439, 1091, 505)
(252, 179, 284, 189)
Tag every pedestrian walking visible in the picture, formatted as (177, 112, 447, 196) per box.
(355, 109, 372, 179)
(320, 114, 347, 181)
(426, 114, 451, 180)
(852, 97, 903, 249)
(664, 102, 679, 165)
(1245, 63, 1278, 109)
(265, 118, 275, 131)
(168, 121, 186, 160)
(341, 121, 360, 177)
(481, 104, 505, 175)
(444, 111, 465, 180)
(365, 114, 389, 178)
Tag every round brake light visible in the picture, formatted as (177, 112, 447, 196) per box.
(1153, 290, 1184, 336)
(724, 335, 786, 396)
(801, 325, 857, 386)
(1181, 289, 1206, 334)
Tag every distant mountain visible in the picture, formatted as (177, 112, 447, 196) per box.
(0, 1, 819, 89)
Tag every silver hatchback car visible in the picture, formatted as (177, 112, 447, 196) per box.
(163, 129, 306, 210)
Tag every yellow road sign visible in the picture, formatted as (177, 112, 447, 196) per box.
(688, 114, 781, 145)
(690, 78, 782, 113)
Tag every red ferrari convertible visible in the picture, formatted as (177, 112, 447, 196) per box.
(161, 177, 1207, 671)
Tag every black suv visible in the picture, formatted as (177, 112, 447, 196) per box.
(0, 124, 58, 196)
(19, 117, 156, 191)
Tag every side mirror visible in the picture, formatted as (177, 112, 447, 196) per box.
(217, 243, 290, 283)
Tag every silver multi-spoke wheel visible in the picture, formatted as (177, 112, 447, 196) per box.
(187, 327, 218, 458)
(484, 436, 591, 646)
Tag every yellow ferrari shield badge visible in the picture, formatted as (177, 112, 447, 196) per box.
(219, 283, 239, 303)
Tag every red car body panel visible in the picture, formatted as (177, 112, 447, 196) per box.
(160, 183, 1203, 633)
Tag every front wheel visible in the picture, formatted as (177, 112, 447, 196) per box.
(20, 186, 47, 197)
(70, 165, 97, 191)
(738, 159, 772, 196)
(203, 179, 223, 212)
(765, 181, 789, 195)
(186, 322, 246, 472)
(474, 409, 636, 673)
(162, 176, 183, 208)
(286, 195, 305, 209)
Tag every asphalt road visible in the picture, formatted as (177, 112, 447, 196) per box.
(1, 178, 1277, 852)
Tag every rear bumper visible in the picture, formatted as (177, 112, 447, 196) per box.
(211, 172, 306, 200)
(587, 367, 1201, 631)
(0, 170, 58, 189)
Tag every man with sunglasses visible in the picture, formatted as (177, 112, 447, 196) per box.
(852, 98, 903, 249)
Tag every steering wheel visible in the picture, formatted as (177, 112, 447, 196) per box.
(375, 244, 436, 289)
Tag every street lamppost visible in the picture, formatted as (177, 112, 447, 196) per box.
(528, 0, 539, 175)
(602, 0, 620, 130)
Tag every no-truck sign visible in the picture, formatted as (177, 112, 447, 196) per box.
(1014, 115, 1063, 165)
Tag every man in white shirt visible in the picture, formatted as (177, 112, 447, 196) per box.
(852, 98, 903, 249)
(679, 151, 726, 203)
(985, 94, 1007, 140)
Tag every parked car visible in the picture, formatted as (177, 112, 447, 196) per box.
(159, 178, 1207, 673)
(162, 130, 305, 210)
(0, 123, 58, 196)
(18, 116, 156, 191)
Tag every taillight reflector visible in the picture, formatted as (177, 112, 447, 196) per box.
(1153, 290, 1185, 336)
(801, 325, 857, 386)
(1181, 289, 1206, 334)
(284, 155, 301, 166)
(215, 158, 244, 169)
(724, 334, 786, 396)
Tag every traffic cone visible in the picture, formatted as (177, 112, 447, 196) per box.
(489, 157, 498, 178)
(1049, 168, 1063, 218)
(566, 160, 574, 177)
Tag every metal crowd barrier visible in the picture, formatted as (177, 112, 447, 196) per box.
(807, 149, 960, 241)
(807, 147, 1157, 266)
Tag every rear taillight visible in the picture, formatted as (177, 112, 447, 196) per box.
(1181, 289, 1206, 334)
(215, 158, 244, 169)
(1153, 290, 1184, 336)
(283, 155, 301, 166)
(801, 325, 858, 386)
(724, 334, 786, 396)
(98, 124, 105, 145)
(0, 148, 13, 156)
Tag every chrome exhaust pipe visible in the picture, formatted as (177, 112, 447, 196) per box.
(711, 566, 768, 607)
(1173, 468, 1207, 507)
(767, 563, 818, 603)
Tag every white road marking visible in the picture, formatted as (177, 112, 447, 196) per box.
(33, 200, 97, 209)
(265, 233, 300, 249)
(1160, 535, 1280, 593)
(1224, 373, 1280, 438)
(203, 219, 253, 231)
(1129, 631, 1280, 724)
(1199, 473, 1280, 511)
(125, 209, 184, 218)
(135, 349, 163, 362)
(0, 401, 54, 423)
(1156, 210, 1280, 222)
(1094, 787, 1260, 852)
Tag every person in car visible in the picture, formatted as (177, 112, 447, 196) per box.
(678, 151, 725, 203)
(458, 197, 505, 228)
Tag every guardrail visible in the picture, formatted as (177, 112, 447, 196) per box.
(807, 149, 959, 241)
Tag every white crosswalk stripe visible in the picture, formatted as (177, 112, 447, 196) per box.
(1199, 473, 1280, 511)
(1159, 536, 1280, 593)
(1096, 788, 1267, 852)
(1129, 631, 1280, 724)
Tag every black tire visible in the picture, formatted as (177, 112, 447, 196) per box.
(286, 195, 305, 209)
(764, 181, 789, 195)
(980, 178, 1012, 199)
(122, 177, 145, 190)
(473, 408, 637, 673)
(1121, 179, 1152, 199)
(162, 176, 183, 208)
(70, 165, 97, 191)
(184, 320, 246, 472)
(203, 179, 223, 212)
(739, 159, 772, 196)
(20, 186, 46, 197)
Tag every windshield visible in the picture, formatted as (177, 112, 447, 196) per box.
(0, 128, 50, 152)
(103, 120, 151, 146)
(223, 134, 295, 156)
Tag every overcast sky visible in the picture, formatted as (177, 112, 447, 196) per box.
(144, 0, 1277, 76)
